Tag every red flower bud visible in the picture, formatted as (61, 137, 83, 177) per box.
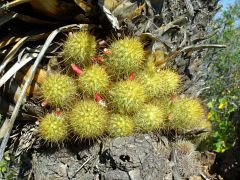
(128, 73, 135, 81)
(71, 64, 83, 75)
(95, 93, 102, 103)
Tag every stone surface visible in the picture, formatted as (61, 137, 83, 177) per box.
(31, 134, 215, 180)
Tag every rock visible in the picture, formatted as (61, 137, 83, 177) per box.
(32, 134, 173, 180)
(31, 134, 215, 180)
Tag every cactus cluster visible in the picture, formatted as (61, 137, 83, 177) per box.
(173, 140, 196, 156)
(38, 31, 211, 144)
(166, 97, 206, 130)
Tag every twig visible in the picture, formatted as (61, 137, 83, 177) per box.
(70, 156, 93, 179)
(156, 43, 226, 66)
(200, 172, 210, 180)
(0, 24, 80, 161)
(0, 37, 29, 74)
(1, 0, 30, 10)
(156, 16, 189, 36)
(171, 150, 182, 180)
(180, 44, 226, 52)
(184, 0, 194, 17)
(183, 128, 209, 136)
(192, 29, 219, 43)
(179, 28, 187, 48)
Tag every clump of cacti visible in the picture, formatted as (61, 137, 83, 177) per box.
(41, 74, 77, 107)
(108, 114, 134, 137)
(109, 80, 146, 114)
(68, 100, 108, 139)
(78, 64, 110, 96)
(105, 37, 144, 78)
(133, 104, 164, 132)
(38, 30, 210, 145)
(62, 31, 97, 67)
(38, 113, 68, 143)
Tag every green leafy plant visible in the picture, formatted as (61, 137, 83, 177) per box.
(0, 158, 15, 179)
(202, 1, 240, 152)
(207, 97, 237, 152)
(0, 160, 7, 174)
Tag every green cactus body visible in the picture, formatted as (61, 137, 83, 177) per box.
(158, 69, 180, 96)
(168, 97, 206, 130)
(41, 74, 77, 107)
(133, 104, 164, 132)
(108, 114, 134, 137)
(78, 64, 110, 96)
(63, 31, 97, 67)
(105, 37, 144, 78)
(137, 70, 162, 99)
(152, 97, 172, 121)
(109, 80, 146, 114)
(137, 67, 180, 99)
(199, 119, 212, 130)
(38, 113, 68, 143)
(69, 100, 108, 139)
